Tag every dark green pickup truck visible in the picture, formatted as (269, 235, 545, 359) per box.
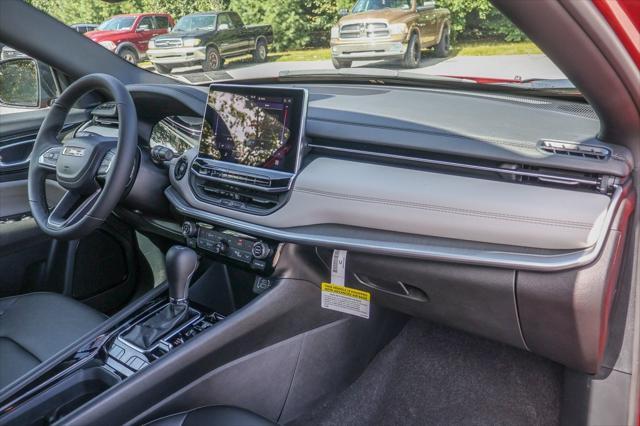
(147, 11, 273, 73)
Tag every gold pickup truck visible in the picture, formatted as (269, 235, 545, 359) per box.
(330, 0, 451, 68)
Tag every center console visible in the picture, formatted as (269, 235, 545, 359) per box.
(0, 245, 236, 425)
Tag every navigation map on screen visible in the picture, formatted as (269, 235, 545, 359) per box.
(199, 90, 294, 171)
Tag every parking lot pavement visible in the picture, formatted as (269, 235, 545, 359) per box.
(162, 54, 565, 83)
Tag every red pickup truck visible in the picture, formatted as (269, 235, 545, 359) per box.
(86, 13, 174, 64)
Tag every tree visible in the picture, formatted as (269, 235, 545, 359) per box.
(25, 0, 528, 49)
(229, 0, 310, 51)
(25, 0, 230, 25)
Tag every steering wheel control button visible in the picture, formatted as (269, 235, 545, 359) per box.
(174, 157, 188, 180)
(98, 150, 116, 177)
(39, 146, 63, 168)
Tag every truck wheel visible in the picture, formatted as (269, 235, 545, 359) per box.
(154, 63, 172, 74)
(253, 39, 268, 63)
(332, 57, 351, 69)
(203, 47, 223, 71)
(402, 33, 421, 68)
(119, 47, 138, 65)
(435, 25, 451, 58)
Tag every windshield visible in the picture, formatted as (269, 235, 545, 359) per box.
(97, 17, 135, 31)
(174, 15, 216, 32)
(27, 1, 571, 89)
(353, 0, 413, 13)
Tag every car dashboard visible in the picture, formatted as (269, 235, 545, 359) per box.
(79, 81, 634, 374)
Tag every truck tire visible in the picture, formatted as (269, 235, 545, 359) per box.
(332, 57, 351, 69)
(154, 63, 172, 74)
(119, 47, 138, 65)
(435, 25, 451, 58)
(203, 47, 223, 71)
(253, 39, 268, 63)
(402, 33, 421, 68)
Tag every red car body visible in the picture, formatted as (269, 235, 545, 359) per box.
(85, 13, 174, 63)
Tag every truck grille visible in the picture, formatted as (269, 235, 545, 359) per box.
(340, 22, 390, 39)
(154, 38, 183, 48)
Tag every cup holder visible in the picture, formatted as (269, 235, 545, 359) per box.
(2, 365, 120, 425)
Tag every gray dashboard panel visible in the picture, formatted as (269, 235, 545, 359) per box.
(302, 85, 632, 176)
(171, 153, 611, 251)
(130, 83, 632, 176)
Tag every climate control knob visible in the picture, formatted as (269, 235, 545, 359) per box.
(251, 241, 270, 260)
(181, 221, 197, 237)
(215, 240, 229, 255)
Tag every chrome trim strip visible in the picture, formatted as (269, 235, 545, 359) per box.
(308, 143, 602, 187)
(165, 185, 622, 272)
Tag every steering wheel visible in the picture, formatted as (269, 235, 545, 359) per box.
(28, 74, 137, 241)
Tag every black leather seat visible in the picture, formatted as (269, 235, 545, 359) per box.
(0, 292, 106, 389)
(146, 406, 276, 426)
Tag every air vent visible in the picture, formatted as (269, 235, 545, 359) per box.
(192, 163, 272, 188)
(194, 181, 280, 212)
(539, 140, 610, 160)
(215, 170, 271, 188)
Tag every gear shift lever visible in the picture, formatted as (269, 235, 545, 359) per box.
(166, 246, 199, 305)
(121, 246, 198, 350)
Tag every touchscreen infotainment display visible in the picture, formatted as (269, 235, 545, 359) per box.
(198, 86, 303, 173)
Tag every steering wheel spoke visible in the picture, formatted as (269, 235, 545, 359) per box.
(47, 189, 101, 230)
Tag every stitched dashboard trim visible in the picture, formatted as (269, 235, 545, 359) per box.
(294, 187, 599, 230)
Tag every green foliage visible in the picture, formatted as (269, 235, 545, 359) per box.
(0, 60, 39, 106)
(437, 0, 526, 42)
(482, 9, 527, 42)
(26, 0, 230, 25)
(26, 0, 528, 49)
(228, 0, 310, 51)
(304, 0, 354, 47)
(437, 0, 491, 40)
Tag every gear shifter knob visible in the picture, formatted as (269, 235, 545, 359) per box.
(166, 246, 198, 305)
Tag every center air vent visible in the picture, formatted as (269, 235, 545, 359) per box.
(539, 140, 610, 160)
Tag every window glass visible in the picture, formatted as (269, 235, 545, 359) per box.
(229, 13, 243, 28)
(97, 17, 134, 31)
(173, 15, 216, 32)
(0, 60, 39, 107)
(155, 16, 169, 29)
(138, 16, 153, 30)
(28, 1, 575, 91)
(217, 14, 233, 30)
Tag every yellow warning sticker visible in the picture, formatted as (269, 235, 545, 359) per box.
(321, 282, 370, 319)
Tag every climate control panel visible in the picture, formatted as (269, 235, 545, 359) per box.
(182, 221, 274, 272)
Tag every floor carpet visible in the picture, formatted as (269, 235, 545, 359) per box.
(291, 319, 563, 426)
